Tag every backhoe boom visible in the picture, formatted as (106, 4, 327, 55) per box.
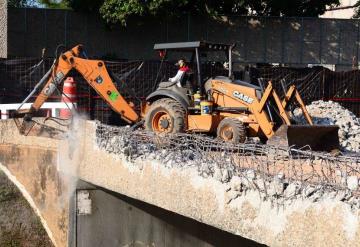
(13, 45, 139, 134)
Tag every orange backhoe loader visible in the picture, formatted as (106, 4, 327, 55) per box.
(12, 42, 339, 151)
(144, 41, 339, 151)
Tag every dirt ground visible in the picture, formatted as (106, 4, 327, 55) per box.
(0, 171, 53, 247)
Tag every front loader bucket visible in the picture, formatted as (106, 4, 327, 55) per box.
(267, 125, 340, 151)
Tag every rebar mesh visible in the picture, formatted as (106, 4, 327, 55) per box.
(95, 122, 360, 206)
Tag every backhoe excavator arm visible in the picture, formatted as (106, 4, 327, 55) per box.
(13, 45, 139, 134)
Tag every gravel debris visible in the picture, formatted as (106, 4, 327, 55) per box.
(96, 123, 360, 209)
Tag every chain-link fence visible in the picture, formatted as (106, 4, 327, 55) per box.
(251, 66, 360, 116)
(0, 57, 228, 123)
(1, 57, 360, 122)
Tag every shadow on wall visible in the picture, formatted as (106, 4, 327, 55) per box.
(118, 193, 266, 246)
(74, 184, 267, 247)
(6, 7, 359, 67)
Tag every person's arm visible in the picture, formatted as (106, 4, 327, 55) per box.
(169, 70, 184, 82)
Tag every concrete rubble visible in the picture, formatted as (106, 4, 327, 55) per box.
(95, 123, 360, 210)
(294, 100, 360, 153)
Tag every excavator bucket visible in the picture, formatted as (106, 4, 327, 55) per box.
(267, 125, 340, 151)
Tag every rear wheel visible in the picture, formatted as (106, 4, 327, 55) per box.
(217, 118, 247, 143)
(145, 98, 186, 133)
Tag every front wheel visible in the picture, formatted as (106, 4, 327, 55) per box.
(217, 118, 247, 143)
(145, 98, 186, 133)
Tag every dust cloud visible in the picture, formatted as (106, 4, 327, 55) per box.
(56, 113, 88, 204)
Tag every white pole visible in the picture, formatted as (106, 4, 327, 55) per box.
(3, 110, 8, 120)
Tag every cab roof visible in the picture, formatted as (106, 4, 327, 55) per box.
(153, 41, 232, 52)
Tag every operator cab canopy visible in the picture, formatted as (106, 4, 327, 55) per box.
(154, 41, 234, 92)
(153, 41, 233, 67)
(154, 41, 232, 52)
(154, 41, 261, 93)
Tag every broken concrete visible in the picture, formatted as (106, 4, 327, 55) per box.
(74, 120, 360, 246)
(95, 122, 360, 208)
(295, 100, 360, 153)
(0, 118, 360, 246)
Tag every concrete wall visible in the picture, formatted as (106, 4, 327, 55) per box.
(74, 187, 260, 247)
(3, 7, 360, 69)
(0, 119, 261, 247)
(0, 0, 7, 58)
(0, 120, 69, 246)
(63, 120, 360, 246)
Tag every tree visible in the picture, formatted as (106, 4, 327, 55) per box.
(63, 0, 102, 12)
(323, 1, 360, 18)
(7, 0, 34, 7)
(353, 1, 360, 18)
(99, 0, 341, 25)
(7, 0, 66, 8)
(37, 0, 342, 24)
(37, 0, 68, 8)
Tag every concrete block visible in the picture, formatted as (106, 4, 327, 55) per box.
(347, 176, 359, 191)
(230, 176, 242, 191)
(77, 190, 92, 215)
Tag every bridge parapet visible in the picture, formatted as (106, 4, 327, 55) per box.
(0, 119, 67, 246)
(65, 120, 360, 246)
(0, 118, 359, 246)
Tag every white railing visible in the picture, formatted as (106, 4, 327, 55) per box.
(0, 102, 76, 120)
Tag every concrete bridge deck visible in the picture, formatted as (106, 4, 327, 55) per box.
(0, 118, 359, 246)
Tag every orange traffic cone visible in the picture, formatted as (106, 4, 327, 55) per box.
(59, 77, 77, 118)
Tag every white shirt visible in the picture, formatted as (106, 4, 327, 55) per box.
(169, 70, 185, 87)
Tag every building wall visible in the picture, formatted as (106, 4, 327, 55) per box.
(4, 8, 360, 70)
(321, 0, 357, 19)
(0, 0, 7, 58)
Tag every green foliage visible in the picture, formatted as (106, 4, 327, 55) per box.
(0, 183, 17, 202)
(7, 0, 34, 7)
(8, 0, 68, 8)
(353, 1, 360, 18)
(242, 0, 340, 17)
(91, 0, 342, 25)
(10, 0, 342, 23)
(64, 0, 103, 12)
(0, 171, 53, 246)
(98, 0, 186, 25)
(0, 226, 21, 247)
(38, 0, 69, 8)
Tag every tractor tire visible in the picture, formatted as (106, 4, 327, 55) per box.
(217, 118, 247, 143)
(145, 98, 186, 134)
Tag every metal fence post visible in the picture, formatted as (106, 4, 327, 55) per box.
(187, 13, 190, 41)
(64, 11, 68, 47)
(319, 18, 323, 64)
(299, 17, 304, 65)
(356, 20, 360, 69)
